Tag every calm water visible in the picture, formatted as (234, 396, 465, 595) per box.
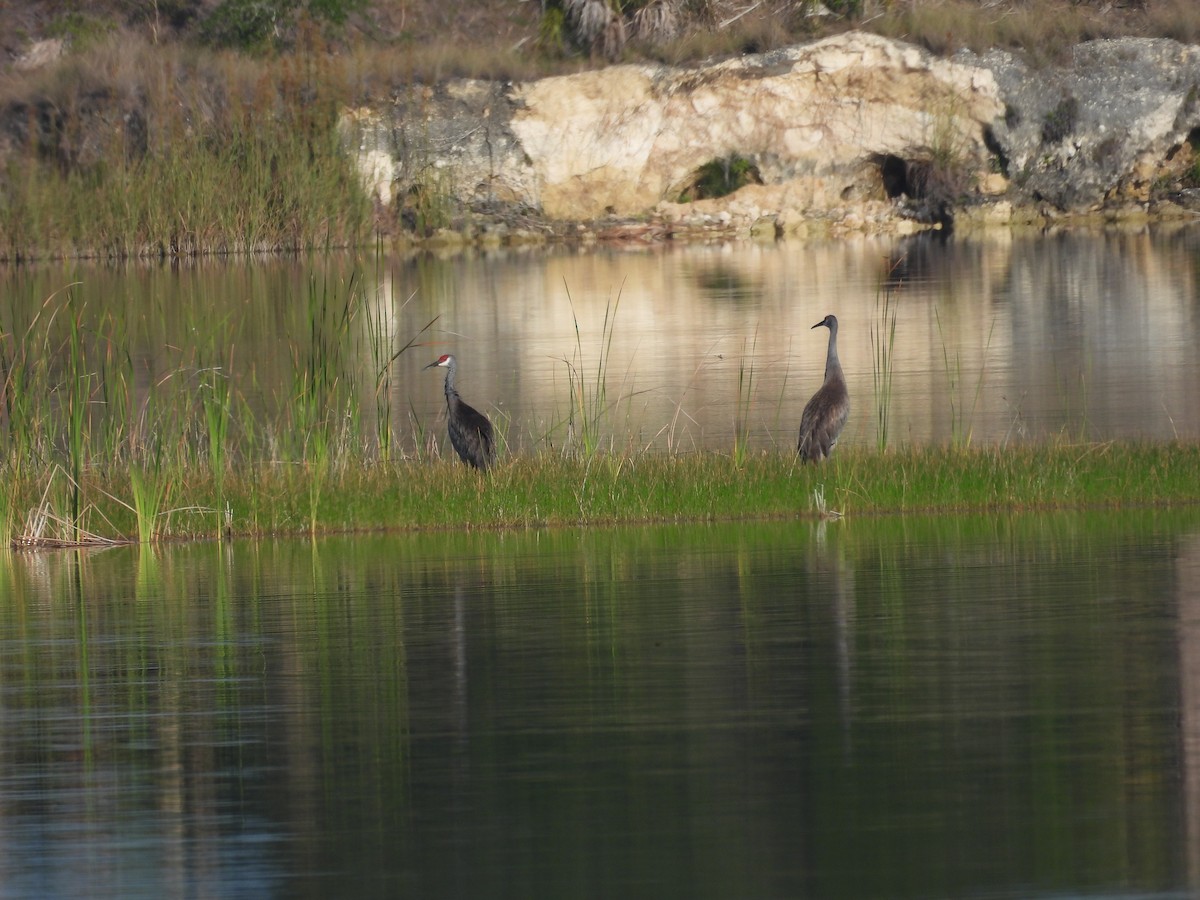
(1, 512, 1199, 898)
(4, 231, 1200, 897)
(3, 227, 1200, 454)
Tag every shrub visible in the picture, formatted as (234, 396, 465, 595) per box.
(677, 154, 762, 202)
(199, 0, 364, 50)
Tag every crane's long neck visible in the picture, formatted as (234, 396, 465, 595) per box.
(442, 359, 459, 403)
(823, 323, 842, 384)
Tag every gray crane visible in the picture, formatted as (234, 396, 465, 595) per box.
(424, 354, 496, 470)
(797, 315, 849, 462)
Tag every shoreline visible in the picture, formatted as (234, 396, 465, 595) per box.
(7, 198, 1200, 265)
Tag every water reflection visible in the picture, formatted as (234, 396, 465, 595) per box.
(1179, 530, 1200, 889)
(4, 228, 1200, 458)
(1, 511, 1198, 897)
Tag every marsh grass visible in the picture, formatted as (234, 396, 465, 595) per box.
(871, 285, 899, 452)
(935, 307, 995, 448)
(65, 306, 91, 541)
(1053, 357, 1093, 443)
(0, 35, 373, 261)
(1, 273, 369, 544)
(12, 465, 122, 548)
(557, 284, 629, 457)
(365, 285, 400, 463)
(129, 464, 171, 543)
(810, 482, 838, 519)
(1, 286, 65, 461)
(733, 329, 758, 466)
(0, 478, 15, 548)
(4, 441, 1198, 543)
(379, 306, 440, 461)
(288, 271, 361, 463)
(200, 362, 232, 533)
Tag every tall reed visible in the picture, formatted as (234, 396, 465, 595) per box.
(733, 328, 758, 466)
(935, 307, 995, 448)
(558, 284, 625, 457)
(378, 307, 441, 463)
(289, 272, 360, 462)
(871, 286, 899, 452)
(200, 361, 232, 535)
(65, 305, 90, 541)
(129, 464, 169, 543)
(0, 478, 14, 549)
(365, 285, 396, 463)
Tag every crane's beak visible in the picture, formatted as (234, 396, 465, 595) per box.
(423, 360, 440, 370)
(811, 319, 826, 329)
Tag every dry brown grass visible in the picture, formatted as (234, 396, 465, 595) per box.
(853, 0, 1199, 65)
(1143, 0, 1200, 45)
(317, 0, 1200, 83)
(1, 0, 1198, 258)
(1, 2, 1198, 98)
(0, 26, 375, 260)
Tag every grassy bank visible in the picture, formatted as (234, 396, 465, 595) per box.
(1, 33, 375, 260)
(4, 442, 1199, 547)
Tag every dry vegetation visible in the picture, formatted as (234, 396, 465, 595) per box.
(1, 0, 1199, 258)
(3, 1, 1200, 84)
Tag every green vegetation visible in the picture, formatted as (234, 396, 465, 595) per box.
(558, 286, 628, 457)
(200, 0, 367, 51)
(870, 285, 898, 453)
(3, 441, 1200, 545)
(733, 328, 759, 467)
(677, 155, 761, 203)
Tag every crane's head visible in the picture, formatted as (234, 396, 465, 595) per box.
(811, 314, 838, 331)
(424, 354, 455, 370)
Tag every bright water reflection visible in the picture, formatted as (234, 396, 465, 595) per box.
(4, 227, 1200, 456)
(2, 512, 1199, 898)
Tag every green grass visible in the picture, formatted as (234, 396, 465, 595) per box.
(554, 284, 630, 457)
(871, 285, 899, 453)
(2, 441, 1198, 544)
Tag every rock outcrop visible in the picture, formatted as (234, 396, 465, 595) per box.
(975, 38, 1200, 213)
(342, 31, 1200, 239)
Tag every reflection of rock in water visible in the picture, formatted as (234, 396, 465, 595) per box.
(375, 234, 1200, 453)
(1177, 533, 1200, 888)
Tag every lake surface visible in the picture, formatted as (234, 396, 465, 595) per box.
(3, 226, 1200, 457)
(1, 511, 1199, 898)
(4, 230, 1200, 897)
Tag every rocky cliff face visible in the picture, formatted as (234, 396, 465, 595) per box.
(342, 31, 1200, 239)
(977, 38, 1200, 212)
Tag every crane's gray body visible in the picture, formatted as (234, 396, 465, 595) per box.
(797, 315, 849, 462)
(426, 354, 495, 470)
